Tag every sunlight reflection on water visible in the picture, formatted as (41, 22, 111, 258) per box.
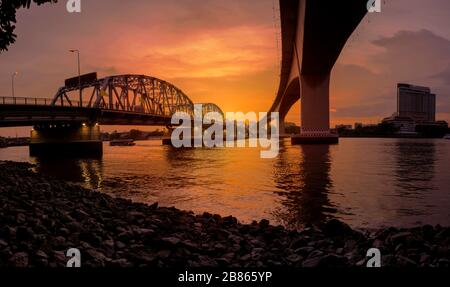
(1, 138, 449, 229)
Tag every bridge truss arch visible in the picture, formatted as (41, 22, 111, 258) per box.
(52, 74, 196, 117)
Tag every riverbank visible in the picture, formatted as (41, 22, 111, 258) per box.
(0, 137, 30, 148)
(339, 135, 449, 139)
(0, 161, 448, 267)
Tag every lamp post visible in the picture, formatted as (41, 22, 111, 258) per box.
(12, 72, 19, 100)
(69, 49, 82, 107)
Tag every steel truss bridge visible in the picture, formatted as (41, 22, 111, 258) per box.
(0, 74, 223, 128)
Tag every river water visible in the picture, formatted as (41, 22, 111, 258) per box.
(1, 138, 449, 229)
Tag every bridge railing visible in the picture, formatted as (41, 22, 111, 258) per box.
(0, 96, 173, 117)
(0, 96, 222, 119)
(1, 97, 53, 106)
(0, 97, 93, 109)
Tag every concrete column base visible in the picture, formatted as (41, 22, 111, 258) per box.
(30, 141, 103, 157)
(29, 123, 103, 157)
(291, 134, 339, 145)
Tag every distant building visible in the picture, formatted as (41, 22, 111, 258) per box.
(354, 123, 363, 129)
(354, 122, 376, 129)
(382, 114, 417, 134)
(397, 83, 436, 122)
(382, 83, 440, 135)
(335, 124, 352, 130)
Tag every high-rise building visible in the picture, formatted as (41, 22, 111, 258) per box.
(397, 83, 436, 122)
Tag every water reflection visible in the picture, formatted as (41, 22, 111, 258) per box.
(394, 140, 436, 195)
(272, 143, 336, 229)
(1, 138, 448, 228)
(163, 146, 228, 190)
(31, 157, 103, 189)
(391, 140, 437, 219)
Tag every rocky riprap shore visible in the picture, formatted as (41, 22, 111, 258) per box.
(0, 161, 449, 267)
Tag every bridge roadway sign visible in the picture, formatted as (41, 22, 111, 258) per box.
(65, 72, 98, 89)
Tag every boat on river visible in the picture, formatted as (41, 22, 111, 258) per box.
(110, 139, 136, 146)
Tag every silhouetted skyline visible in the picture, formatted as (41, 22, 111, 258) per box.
(1, 0, 450, 137)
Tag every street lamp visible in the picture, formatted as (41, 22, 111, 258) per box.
(12, 71, 19, 99)
(69, 49, 82, 107)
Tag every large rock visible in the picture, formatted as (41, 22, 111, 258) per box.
(9, 252, 29, 267)
(0, 161, 449, 268)
(302, 254, 348, 267)
(323, 219, 354, 237)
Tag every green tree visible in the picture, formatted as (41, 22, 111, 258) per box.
(129, 129, 143, 140)
(284, 122, 300, 135)
(376, 122, 397, 136)
(1, 0, 56, 52)
(416, 124, 448, 138)
(109, 131, 120, 140)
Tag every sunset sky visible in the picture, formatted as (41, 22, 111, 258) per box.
(1, 0, 450, 136)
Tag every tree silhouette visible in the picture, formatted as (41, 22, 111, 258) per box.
(0, 0, 57, 52)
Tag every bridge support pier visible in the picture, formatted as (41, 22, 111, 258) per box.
(30, 123, 103, 157)
(292, 73, 338, 145)
(271, 0, 368, 145)
(279, 120, 286, 136)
